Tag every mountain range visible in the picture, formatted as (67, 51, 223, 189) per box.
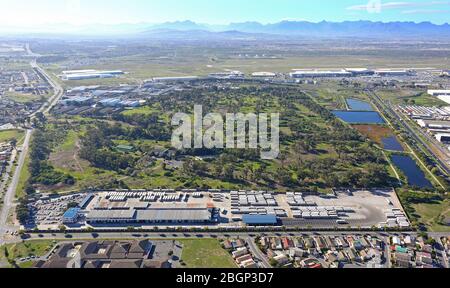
(144, 20, 450, 38)
(2, 20, 450, 39)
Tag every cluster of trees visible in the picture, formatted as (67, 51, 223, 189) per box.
(15, 197, 29, 224)
(27, 126, 74, 191)
(159, 85, 394, 189)
(71, 84, 395, 191)
(79, 125, 136, 172)
(112, 112, 171, 142)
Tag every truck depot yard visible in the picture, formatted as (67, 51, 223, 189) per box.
(26, 188, 409, 231)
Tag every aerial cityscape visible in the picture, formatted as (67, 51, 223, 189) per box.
(0, 0, 449, 276)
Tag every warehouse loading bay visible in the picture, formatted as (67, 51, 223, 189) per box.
(27, 189, 410, 231)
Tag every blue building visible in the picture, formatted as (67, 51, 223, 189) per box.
(63, 208, 81, 224)
(242, 215, 278, 226)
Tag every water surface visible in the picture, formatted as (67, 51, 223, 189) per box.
(333, 111, 385, 124)
(391, 155, 433, 188)
(346, 98, 374, 111)
(382, 136, 404, 152)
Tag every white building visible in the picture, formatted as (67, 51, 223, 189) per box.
(428, 90, 450, 96)
(435, 133, 450, 143)
(151, 76, 199, 82)
(61, 70, 124, 81)
(208, 71, 244, 79)
(374, 69, 412, 76)
(251, 72, 276, 78)
(345, 68, 374, 76)
(290, 69, 352, 78)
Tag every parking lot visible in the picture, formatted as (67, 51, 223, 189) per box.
(28, 194, 86, 228)
(26, 189, 409, 230)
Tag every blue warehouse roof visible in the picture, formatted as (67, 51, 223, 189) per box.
(242, 214, 278, 225)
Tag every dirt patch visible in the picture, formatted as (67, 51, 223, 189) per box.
(49, 149, 87, 173)
(49, 140, 85, 173)
(353, 125, 393, 144)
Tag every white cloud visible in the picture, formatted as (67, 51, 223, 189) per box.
(347, 0, 450, 12)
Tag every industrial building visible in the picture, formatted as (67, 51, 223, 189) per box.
(290, 70, 352, 78)
(417, 119, 450, 130)
(344, 68, 375, 76)
(435, 133, 450, 144)
(428, 89, 450, 97)
(208, 71, 244, 79)
(63, 208, 81, 224)
(86, 207, 212, 225)
(399, 105, 450, 119)
(374, 69, 412, 76)
(99, 98, 122, 107)
(151, 76, 199, 83)
(251, 72, 276, 78)
(242, 215, 278, 226)
(61, 96, 94, 106)
(61, 70, 124, 81)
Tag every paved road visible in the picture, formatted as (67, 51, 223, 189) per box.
(0, 130, 31, 244)
(0, 44, 64, 245)
(20, 231, 428, 242)
(246, 237, 272, 268)
(30, 59, 64, 116)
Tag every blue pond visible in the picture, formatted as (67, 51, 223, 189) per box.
(391, 155, 433, 189)
(332, 111, 385, 124)
(346, 99, 374, 111)
(382, 136, 404, 152)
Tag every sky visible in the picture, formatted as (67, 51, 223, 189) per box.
(1, 0, 450, 27)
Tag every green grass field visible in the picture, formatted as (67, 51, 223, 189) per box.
(412, 200, 450, 232)
(0, 130, 24, 144)
(179, 239, 237, 268)
(377, 89, 447, 107)
(0, 240, 55, 267)
(3, 92, 44, 104)
(16, 134, 32, 199)
(15, 155, 31, 199)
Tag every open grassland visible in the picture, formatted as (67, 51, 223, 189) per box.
(0, 240, 55, 267)
(0, 129, 24, 144)
(16, 146, 31, 199)
(42, 40, 450, 87)
(299, 82, 369, 110)
(179, 239, 237, 268)
(399, 190, 450, 232)
(3, 91, 45, 104)
(52, 53, 450, 83)
(412, 199, 450, 232)
(376, 88, 447, 107)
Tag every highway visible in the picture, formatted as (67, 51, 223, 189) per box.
(372, 90, 450, 175)
(0, 44, 64, 245)
(367, 90, 449, 185)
